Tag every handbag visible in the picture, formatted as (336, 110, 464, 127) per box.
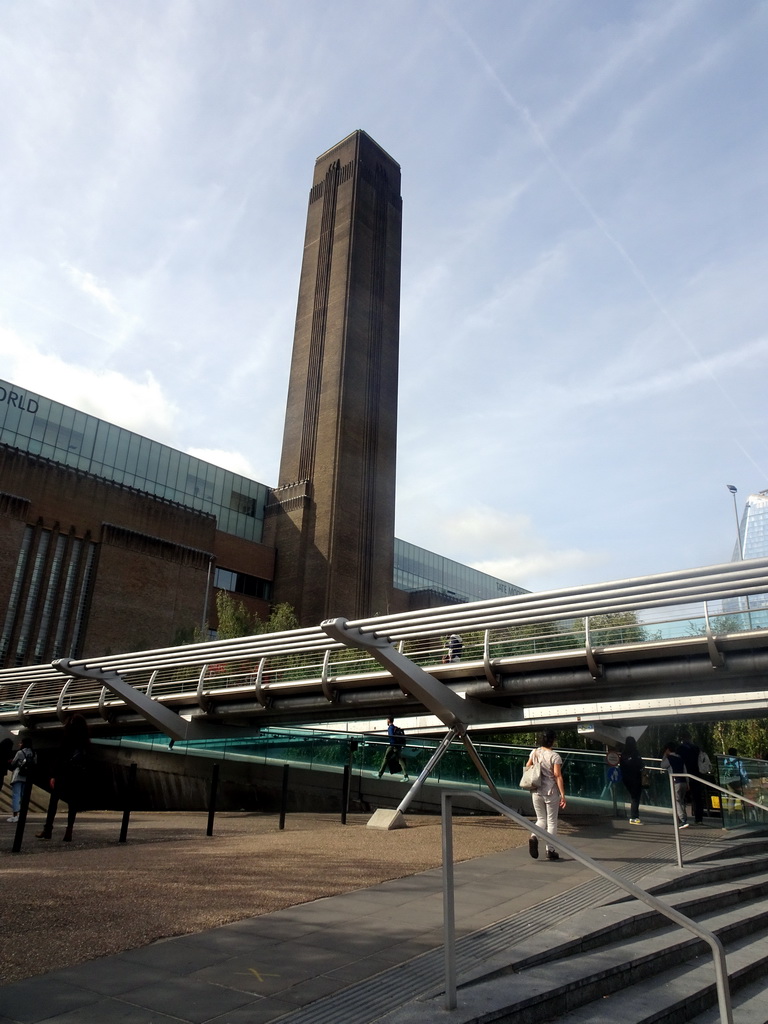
(519, 751, 541, 791)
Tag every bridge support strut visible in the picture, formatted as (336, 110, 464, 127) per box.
(321, 618, 510, 828)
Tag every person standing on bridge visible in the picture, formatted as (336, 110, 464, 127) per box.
(526, 730, 566, 861)
(444, 634, 463, 662)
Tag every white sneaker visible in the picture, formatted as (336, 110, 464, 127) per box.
(7, 815, 18, 823)
(629, 818, 642, 825)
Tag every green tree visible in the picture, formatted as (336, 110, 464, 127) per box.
(215, 590, 258, 639)
(573, 611, 648, 646)
(258, 602, 299, 634)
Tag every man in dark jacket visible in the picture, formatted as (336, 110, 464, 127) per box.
(679, 730, 705, 824)
(661, 741, 688, 828)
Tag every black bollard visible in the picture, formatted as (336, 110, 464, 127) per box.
(206, 763, 220, 836)
(119, 762, 137, 843)
(341, 764, 351, 824)
(278, 763, 289, 830)
(10, 777, 34, 853)
(40, 790, 60, 840)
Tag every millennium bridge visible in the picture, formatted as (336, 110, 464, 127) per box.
(2, 557, 767, 745)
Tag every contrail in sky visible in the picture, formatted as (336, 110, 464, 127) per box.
(438, 6, 767, 477)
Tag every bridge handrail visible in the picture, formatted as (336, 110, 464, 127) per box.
(1, 557, 767, 729)
(667, 771, 768, 868)
(440, 790, 733, 1022)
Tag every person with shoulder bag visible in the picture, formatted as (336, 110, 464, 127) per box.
(525, 730, 566, 861)
(7, 734, 36, 823)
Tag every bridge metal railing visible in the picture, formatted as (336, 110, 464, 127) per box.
(440, 790, 734, 1023)
(667, 771, 768, 868)
(1, 557, 767, 731)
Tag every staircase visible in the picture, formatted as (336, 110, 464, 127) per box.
(0, 783, 50, 819)
(380, 831, 768, 1024)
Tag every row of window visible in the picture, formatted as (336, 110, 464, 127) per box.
(214, 567, 272, 601)
(0, 379, 269, 544)
(394, 539, 526, 603)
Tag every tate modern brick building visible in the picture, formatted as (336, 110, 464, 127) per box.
(0, 132, 524, 667)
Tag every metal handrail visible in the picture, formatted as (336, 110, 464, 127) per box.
(667, 771, 768, 868)
(440, 790, 733, 1024)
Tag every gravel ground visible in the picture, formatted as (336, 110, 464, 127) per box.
(0, 810, 529, 986)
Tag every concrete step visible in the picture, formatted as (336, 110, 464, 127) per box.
(450, 869, 768, 989)
(689, 972, 768, 1024)
(408, 907, 768, 1024)
(379, 856, 768, 1024)
(551, 930, 768, 1024)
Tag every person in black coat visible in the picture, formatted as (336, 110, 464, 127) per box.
(36, 713, 91, 842)
(678, 730, 705, 824)
(620, 736, 645, 824)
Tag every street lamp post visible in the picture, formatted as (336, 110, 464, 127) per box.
(726, 484, 743, 559)
(726, 484, 751, 627)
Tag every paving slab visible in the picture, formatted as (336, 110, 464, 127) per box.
(0, 815, 737, 1024)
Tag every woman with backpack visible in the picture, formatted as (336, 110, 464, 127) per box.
(6, 734, 36, 823)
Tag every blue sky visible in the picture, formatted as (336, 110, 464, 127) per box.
(1, 1, 766, 593)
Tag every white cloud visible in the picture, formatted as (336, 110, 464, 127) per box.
(0, 323, 176, 441)
(61, 262, 127, 319)
(402, 503, 605, 591)
(186, 447, 261, 480)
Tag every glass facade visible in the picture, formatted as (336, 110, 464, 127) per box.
(0, 379, 269, 543)
(0, 379, 526, 603)
(726, 490, 768, 614)
(736, 490, 768, 561)
(394, 538, 528, 604)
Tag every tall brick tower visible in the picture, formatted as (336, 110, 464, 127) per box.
(264, 131, 402, 625)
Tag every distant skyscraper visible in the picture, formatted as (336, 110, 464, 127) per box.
(733, 490, 768, 560)
(264, 131, 402, 625)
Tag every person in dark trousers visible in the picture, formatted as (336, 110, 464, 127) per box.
(36, 713, 92, 842)
(0, 736, 13, 793)
(6, 735, 36, 823)
(620, 736, 645, 824)
(661, 741, 688, 828)
(678, 730, 705, 824)
(525, 730, 567, 861)
(377, 717, 409, 781)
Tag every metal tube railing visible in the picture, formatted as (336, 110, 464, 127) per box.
(668, 772, 768, 868)
(440, 790, 733, 1024)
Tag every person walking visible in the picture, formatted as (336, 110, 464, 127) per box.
(376, 717, 409, 781)
(6, 734, 36, 823)
(661, 741, 688, 828)
(0, 736, 13, 794)
(525, 730, 566, 861)
(620, 736, 645, 824)
(36, 713, 92, 842)
(678, 730, 706, 824)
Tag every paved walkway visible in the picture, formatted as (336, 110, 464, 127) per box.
(0, 816, 728, 1024)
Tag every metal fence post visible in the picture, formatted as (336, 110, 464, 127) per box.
(119, 762, 137, 843)
(279, 763, 289, 830)
(10, 777, 34, 853)
(341, 764, 351, 824)
(206, 763, 220, 837)
(441, 792, 457, 1010)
